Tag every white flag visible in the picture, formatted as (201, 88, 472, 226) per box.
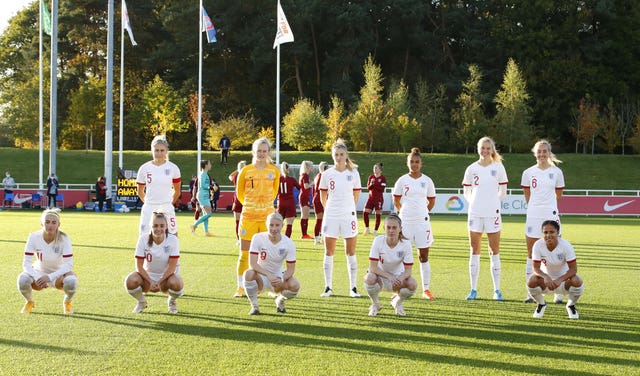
(122, 0, 138, 46)
(273, 2, 294, 49)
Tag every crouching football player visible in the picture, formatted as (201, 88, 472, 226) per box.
(243, 213, 299, 315)
(125, 211, 184, 314)
(527, 220, 584, 319)
(18, 208, 78, 315)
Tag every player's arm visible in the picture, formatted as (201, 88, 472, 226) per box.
(393, 195, 402, 212)
(555, 187, 564, 202)
(522, 186, 531, 203)
(498, 182, 508, 200)
(532, 259, 558, 290)
(135, 257, 153, 284)
(248, 251, 270, 279)
(283, 260, 296, 282)
(236, 168, 246, 205)
(158, 256, 179, 285)
(554, 259, 577, 286)
(271, 168, 281, 199)
(427, 196, 436, 212)
(400, 263, 413, 283)
(172, 178, 181, 204)
(320, 190, 328, 208)
(353, 188, 360, 204)
(137, 183, 146, 202)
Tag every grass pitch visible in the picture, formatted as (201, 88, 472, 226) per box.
(0, 210, 638, 375)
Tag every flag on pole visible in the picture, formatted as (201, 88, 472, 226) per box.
(41, 0, 51, 36)
(273, 2, 294, 49)
(122, 0, 138, 46)
(201, 6, 217, 43)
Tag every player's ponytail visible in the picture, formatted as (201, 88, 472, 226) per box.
(532, 140, 562, 166)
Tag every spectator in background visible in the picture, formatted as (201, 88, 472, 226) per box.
(219, 134, 231, 165)
(3, 171, 15, 207)
(46, 173, 60, 208)
(96, 176, 107, 212)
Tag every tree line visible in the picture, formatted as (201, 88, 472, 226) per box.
(1, 0, 640, 154)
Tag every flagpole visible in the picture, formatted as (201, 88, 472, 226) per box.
(38, 0, 44, 190)
(105, 0, 115, 203)
(118, 0, 125, 170)
(49, 0, 58, 176)
(276, 44, 281, 166)
(197, 0, 203, 173)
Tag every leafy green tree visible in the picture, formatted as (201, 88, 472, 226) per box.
(206, 113, 259, 151)
(387, 79, 419, 152)
(600, 98, 620, 154)
(137, 75, 188, 137)
(61, 76, 105, 150)
(348, 55, 386, 152)
(414, 80, 449, 153)
(324, 95, 349, 151)
(493, 58, 532, 152)
(452, 64, 488, 153)
(282, 98, 326, 151)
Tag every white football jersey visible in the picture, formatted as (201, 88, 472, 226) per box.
(532, 238, 576, 280)
(462, 161, 508, 217)
(521, 165, 565, 218)
(368, 235, 414, 276)
(136, 161, 181, 205)
(23, 230, 73, 279)
(392, 173, 436, 224)
(135, 234, 180, 280)
(249, 232, 296, 276)
(319, 167, 362, 218)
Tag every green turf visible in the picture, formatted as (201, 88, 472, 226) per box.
(0, 210, 638, 375)
(1, 147, 639, 190)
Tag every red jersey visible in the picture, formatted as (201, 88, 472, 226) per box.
(278, 175, 300, 204)
(367, 174, 387, 202)
(312, 172, 324, 212)
(298, 173, 311, 207)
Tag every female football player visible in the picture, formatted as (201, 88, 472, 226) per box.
(462, 136, 508, 301)
(298, 160, 314, 239)
(17, 208, 77, 314)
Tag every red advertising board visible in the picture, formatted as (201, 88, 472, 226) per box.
(559, 196, 640, 215)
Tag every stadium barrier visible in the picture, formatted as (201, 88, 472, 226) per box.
(4, 184, 639, 216)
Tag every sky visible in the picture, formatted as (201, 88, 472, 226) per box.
(0, 0, 34, 33)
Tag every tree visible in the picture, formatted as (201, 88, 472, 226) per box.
(413, 79, 449, 153)
(206, 113, 259, 151)
(61, 76, 105, 150)
(138, 75, 188, 137)
(387, 79, 419, 152)
(348, 55, 387, 152)
(452, 64, 489, 153)
(493, 58, 532, 153)
(573, 96, 601, 154)
(600, 98, 620, 154)
(324, 95, 349, 151)
(282, 98, 327, 151)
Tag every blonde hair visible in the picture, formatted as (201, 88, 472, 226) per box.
(40, 208, 67, 246)
(151, 135, 170, 160)
(251, 137, 273, 164)
(147, 211, 169, 246)
(237, 160, 247, 171)
(477, 136, 503, 163)
(280, 161, 290, 176)
(317, 161, 328, 172)
(266, 212, 284, 227)
(532, 140, 562, 166)
(300, 160, 314, 176)
(332, 139, 358, 170)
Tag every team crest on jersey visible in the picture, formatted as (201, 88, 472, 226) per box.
(549, 173, 554, 179)
(279, 248, 286, 256)
(164, 169, 171, 176)
(421, 182, 426, 189)
(54, 246, 61, 254)
(347, 175, 353, 182)
(397, 251, 404, 259)
(164, 246, 170, 253)
(491, 170, 497, 177)
(268, 173, 275, 180)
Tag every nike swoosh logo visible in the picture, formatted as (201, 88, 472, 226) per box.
(603, 200, 635, 212)
(13, 196, 32, 204)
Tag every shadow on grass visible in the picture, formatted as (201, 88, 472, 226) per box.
(0, 337, 98, 355)
(62, 304, 638, 375)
